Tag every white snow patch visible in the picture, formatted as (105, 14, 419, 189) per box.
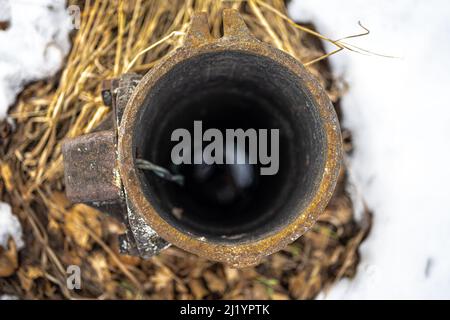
(0, 201, 23, 249)
(0, 0, 72, 119)
(0, 294, 18, 300)
(0, 0, 11, 22)
(289, 0, 450, 299)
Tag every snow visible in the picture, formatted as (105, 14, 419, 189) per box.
(0, 294, 18, 300)
(0, 0, 72, 119)
(0, 201, 23, 249)
(289, 0, 450, 299)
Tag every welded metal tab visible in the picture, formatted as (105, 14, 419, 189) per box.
(222, 8, 254, 40)
(62, 130, 120, 204)
(63, 72, 169, 259)
(184, 12, 213, 47)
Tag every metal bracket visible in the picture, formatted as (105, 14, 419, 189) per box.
(63, 73, 170, 259)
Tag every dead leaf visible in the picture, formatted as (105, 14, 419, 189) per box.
(204, 270, 226, 294)
(151, 267, 173, 290)
(89, 252, 111, 282)
(118, 254, 141, 267)
(0, 238, 18, 277)
(272, 292, 290, 300)
(17, 265, 43, 292)
(251, 281, 270, 299)
(64, 204, 101, 250)
(48, 217, 60, 232)
(48, 191, 71, 220)
(0, 162, 13, 192)
(189, 278, 208, 299)
(224, 266, 239, 285)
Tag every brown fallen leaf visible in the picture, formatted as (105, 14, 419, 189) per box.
(89, 252, 111, 283)
(224, 266, 239, 285)
(0, 238, 18, 277)
(251, 281, 270, 299)
(271, 292, 290, 300)
(17, 265, 44, 292)
(151, 267, 173, 291)
(64, 204, 102, 250)
(204, 270, 226, 294)
(48, 191, 71, 221)
(0, 162, 13, 192)
(117, 253, 141, 267)
(189, 278, 208, 299)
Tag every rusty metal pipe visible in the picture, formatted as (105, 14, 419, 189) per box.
(62, 10, 342, 267)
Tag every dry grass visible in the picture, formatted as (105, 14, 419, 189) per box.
(0, 0, 371, 299)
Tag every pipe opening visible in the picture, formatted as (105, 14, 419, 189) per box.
(134, 51, 326, 243)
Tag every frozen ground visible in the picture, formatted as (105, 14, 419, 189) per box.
(0, 0, 72, 119)
(289, 0, 450, 299)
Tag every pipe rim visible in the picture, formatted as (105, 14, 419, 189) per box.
(118, 39, 342, 267)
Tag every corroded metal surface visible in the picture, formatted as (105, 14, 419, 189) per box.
(62, 9, 342, 267)
(62, 130, 120, 204)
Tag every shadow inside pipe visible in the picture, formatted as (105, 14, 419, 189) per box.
(134, 51, 326, 243)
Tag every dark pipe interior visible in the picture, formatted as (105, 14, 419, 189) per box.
(134, 51, 326, 243)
